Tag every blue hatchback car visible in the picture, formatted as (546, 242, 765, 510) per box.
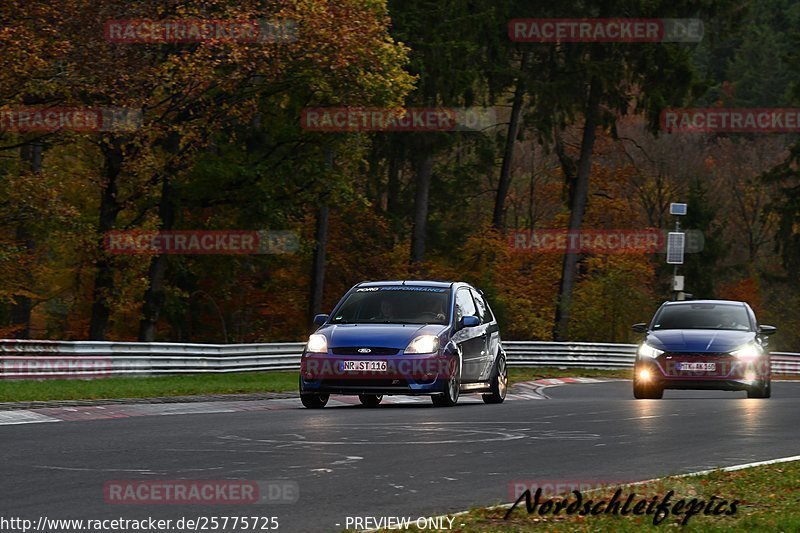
(632, 300, 777, 399)
(299, 280, 507, 408)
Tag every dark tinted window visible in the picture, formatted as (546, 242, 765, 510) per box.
(652, 303, 752, 331)
(471, 289, 494, 323)
(330, 286, 449, 325)
(455, 289, 477, 322)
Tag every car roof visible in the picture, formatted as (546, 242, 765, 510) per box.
(663, 299, 747, 307)
(356, 280, 458, 289)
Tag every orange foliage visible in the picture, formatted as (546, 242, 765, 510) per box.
(718, 277, 762, 316)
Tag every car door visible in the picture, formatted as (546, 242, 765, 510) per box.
(471, 288, 498, 380)
(452, 288, 483, 382)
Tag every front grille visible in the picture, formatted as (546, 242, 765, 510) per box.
(664, 352, 728, 358)
(661, 352, 736, 377)
(331, 347, 400, 355)
(322, 378, 407, 388)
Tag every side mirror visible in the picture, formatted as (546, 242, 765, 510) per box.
(758, 324, 777, 336)
(313, 314, 329, 326)
(461, 315, 480, 328)
(631, 323, 648, 334)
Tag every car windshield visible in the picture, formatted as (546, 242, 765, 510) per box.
(652, 303, 752, 331)
(329, 287, 450, 325)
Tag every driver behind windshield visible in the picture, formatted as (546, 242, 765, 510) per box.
(715, 311, 747, 330)
(372, 298, 396, 321)
(427, 298, 446, 322)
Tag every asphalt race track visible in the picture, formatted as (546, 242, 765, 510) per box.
(2, 381, 800, 532)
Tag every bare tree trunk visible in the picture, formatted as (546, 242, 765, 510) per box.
(138, 177, 177, 341)
(553, 77, 602, 341)
(89, 139, 124, 340)
(308, 204, 329, 323)
(527, 160, 536, 232)
(11, 142, 43, 338)
(9, 230, 32, 337)
(554, 133, 577, 204)
(410, 148, 434, 265)
(386, 144, 401, 212)
(138, 131, 184, 342)
(493, 52, 528, 230)
(386, 140, 406, 240)
(308, 148, 333, 325)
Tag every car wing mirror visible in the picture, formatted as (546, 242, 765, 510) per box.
(758, 324, 777, 336)
(461, 315, 480, 328)
(313, 314, 329, 326)
(631, 323, 648, 334)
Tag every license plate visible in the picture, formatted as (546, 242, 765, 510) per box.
(678, 362, 716, 371)
(340, 360, 388, 372)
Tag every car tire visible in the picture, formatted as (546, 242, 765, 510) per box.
(633, 380, 663, 399)
(432, 358, 460, 407)
(482, 352, 507, 404)
(358, 394, 383, 407)
(300, 393, 329, 408)
(747, 379, 771, 399)
(299, 375, 329, 408)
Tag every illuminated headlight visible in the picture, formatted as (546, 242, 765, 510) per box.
(306, 334, 328, 354)
(404, 335, 440, 354)
(731, 343, 762, 362)
(638, 343, 664, 359)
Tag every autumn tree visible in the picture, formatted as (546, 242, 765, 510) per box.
(508, 0, 745, 340)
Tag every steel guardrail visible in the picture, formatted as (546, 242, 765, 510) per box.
(0, 339, 798, 378)
(0, 340, 306, 379)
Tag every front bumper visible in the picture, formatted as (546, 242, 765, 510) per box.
(299, 352, 454, 395)
(636, 354, 771, 391)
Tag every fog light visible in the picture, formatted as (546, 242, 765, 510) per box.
(638, 369, 652, 381)
(745, 371, 756, 382)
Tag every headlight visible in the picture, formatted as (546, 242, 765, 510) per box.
(731, 342, 762, 362)
(638, 343, 664, 359)
(306, 334, 328, 354)
(404, 335, 440, 354)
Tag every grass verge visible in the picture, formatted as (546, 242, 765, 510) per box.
(11, 366, 792, 403)
(508, 367, 630, 383)
(363, 460, 800, 532)
(0, 367, 623, 403)
(0, 371, 299, 402)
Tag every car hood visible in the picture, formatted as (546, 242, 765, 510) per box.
(645, 329, 755, 353)
(318, 323, 448, 350)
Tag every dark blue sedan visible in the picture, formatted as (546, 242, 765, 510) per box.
(299, 280, 507, 408)
(632, 300, 777, 399)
